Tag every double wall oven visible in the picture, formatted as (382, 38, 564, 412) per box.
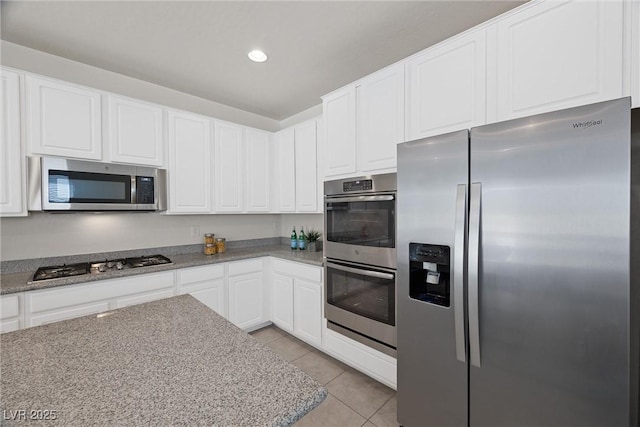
(324, 173, 397, 357)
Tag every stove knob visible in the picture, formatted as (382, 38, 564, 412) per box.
(98, 264, 107, 273)
(116, 261, 125, 270)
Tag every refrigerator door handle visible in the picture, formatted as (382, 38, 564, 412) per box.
(454, 184, 467, 363)
(469, 182, 482, 367)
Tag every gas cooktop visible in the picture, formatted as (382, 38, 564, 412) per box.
(31, 255, 172, 282)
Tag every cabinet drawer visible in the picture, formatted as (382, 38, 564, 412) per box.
(29, 301, 110, 327)
(1, 294, 20, 319)
(177, 264, 225, 285)
(115, 289, 176, 309)
(29, 271, 174, 313)
(228, 259, 263, 276)
(272, 259, 322, 283)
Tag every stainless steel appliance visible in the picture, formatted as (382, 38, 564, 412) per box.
(397, 98, 639, 426)
(324, 173, 396, 269)
(28, 156, 167, 211)
(30, 254, 172, 283)
(324, 173, 397, 356)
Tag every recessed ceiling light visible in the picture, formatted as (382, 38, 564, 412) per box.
(248, 50, 268, 63)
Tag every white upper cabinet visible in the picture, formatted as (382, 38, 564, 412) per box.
(356, 63, 404, 171)
(106, 95, 164, 166)
(406, 29, 486, 140)
(323, 87, 357, 177)
(26, 75, 102, 160)
(489, 0, 625, 121)
(274, 127, 296, 212)
(214, 121, 244, 212)
(167, 110, 212, 214)
(0, 69, 26, 217)
(294, 120, 318, 212)
(244, 127, 271, 212)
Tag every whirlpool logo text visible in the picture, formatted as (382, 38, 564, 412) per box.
(572, 119, 603, 129)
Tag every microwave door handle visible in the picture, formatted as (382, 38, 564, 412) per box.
(325, 195, 395, 204)
(131, 176, 137, 204)
(325, 262, 395, 280)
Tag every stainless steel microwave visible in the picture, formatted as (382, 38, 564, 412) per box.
(28, 157, 167, 212)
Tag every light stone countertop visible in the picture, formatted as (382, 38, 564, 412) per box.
(0, 294, 327, 426)
(0, 244, 323, 295)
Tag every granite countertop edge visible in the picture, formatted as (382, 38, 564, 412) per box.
(0, 245, 323, 295)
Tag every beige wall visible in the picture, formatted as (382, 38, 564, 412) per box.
(0, 213, 283, 261)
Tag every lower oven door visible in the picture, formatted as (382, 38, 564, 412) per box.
(325, 259, 397, 352)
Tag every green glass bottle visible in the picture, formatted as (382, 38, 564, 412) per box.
(290, 227, 297, 250)
(298, 226, 306, 250)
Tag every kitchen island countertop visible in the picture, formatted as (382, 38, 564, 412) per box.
(0, 294, 327, 426)
(0, 244, 323, 295)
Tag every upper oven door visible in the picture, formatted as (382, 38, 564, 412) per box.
(324, 193, 396, 269)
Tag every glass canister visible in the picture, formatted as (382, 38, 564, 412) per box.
(204, 233, 215, 244)
(215, 238, 226, 254)
(204, 243, 216, 255)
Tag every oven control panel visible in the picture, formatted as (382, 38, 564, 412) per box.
(343, 179, 373, 192)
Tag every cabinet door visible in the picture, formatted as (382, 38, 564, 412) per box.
(274, 127, 296, 212)
(294, 278, 322, 347)
(323, 87, 356, 177)
(294, 120, 318, 212)
(228, 272, 264, 330)
(244, 128, 271, 212)
(187, 279, 226, 318)
(357, 64, 404, 171)
(491, 0, 624, 121)
(0, 69, 26, 216)
(26, 75, 102, 160)
(272, 272, 294, 332)
(107, 95, 163, 166)
(215, 121, 244, 212)
(167, 110, 212, 213)
(1, 294, 23, 333)
(406, 29, 486, 139)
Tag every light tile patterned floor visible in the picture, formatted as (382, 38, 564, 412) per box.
(250, 325, 398, 427)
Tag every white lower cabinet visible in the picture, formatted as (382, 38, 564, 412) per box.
(228, 259, 265, 330)
(270, 258, 323, 347)
(0, 293, 24, 333)
(25, 271, 175, 327)
(177, 264, 226, 318)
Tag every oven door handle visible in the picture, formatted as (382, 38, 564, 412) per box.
(325, 195, 395, 204)
(326, 261, 395, 280)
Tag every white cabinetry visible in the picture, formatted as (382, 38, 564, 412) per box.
(177, 264, 226, 317)
(244, 128, 271, 212)
(274, 127, 296, 212)
(0, 68, 26, 217)
(1, 293, 24, 333)
(405, 29, 486, 139)
(228, 259, 265, 330)
(323, 64, 404, 179)
(356, 64, 404, 171)
(294, 120, 319, 212)
(323, 87, 356, 177)
(271, 272, 294, 332)
(107, 95, 164, 166)
(271, 258, 323, 347)
(489, 0, 625, 122)
(167, 110, 212, 214)
(274, 120, 319, 213)
(214, 121, 244, 212)
(26, 75, 102, 160)
(25, 271, 174, 327)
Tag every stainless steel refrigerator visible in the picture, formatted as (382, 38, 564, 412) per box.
(397, 97, 639, 426)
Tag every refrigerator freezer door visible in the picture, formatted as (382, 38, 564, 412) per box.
(397, 130, 469, 426)
(469, 98, 631, 426)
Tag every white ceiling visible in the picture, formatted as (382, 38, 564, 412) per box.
(1, 1, 525, 121)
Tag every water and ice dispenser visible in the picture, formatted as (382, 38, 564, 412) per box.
(409, 243, 451, 307)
